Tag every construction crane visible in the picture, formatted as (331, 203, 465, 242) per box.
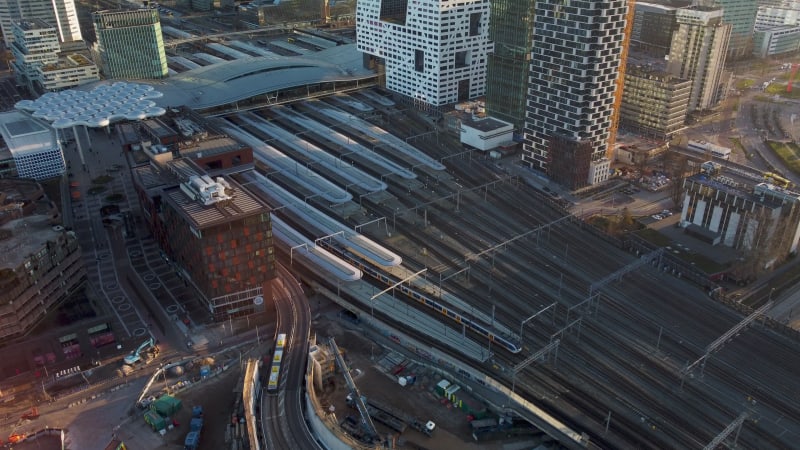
(123, 337, 158, 365)
(329, 338, 378, 441)
(764, 172, 792, 189)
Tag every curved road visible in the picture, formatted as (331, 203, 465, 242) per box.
(261, 264, 319, 450)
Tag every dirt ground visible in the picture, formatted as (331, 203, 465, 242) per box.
(313, 314, 534, 450)
(158, 366, 242, 450)
(116, 355, 246, 450)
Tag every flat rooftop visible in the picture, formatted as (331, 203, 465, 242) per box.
(179, 136, 246, 158)
(143, 118, 178, 138)
(13, 19, 54, 31)
(135, 158, 269, 229)
(462, 116, 511, 133)
(0, 111, 54, 156)
(0, 178, 65, 270)
(0, 215, 64, 270)
(164, 171, 268, 229)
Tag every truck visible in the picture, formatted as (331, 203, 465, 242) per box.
(192, 405, 204, 418)
(409, 418, 436, 436)
(124, 337, 159, 365)
(190, 417, 203, 432)
(184, 430, 200, 450)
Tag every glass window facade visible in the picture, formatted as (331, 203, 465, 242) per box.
(620, 66, 691, 139)
(713, 0, 758, 60)
(92, 9, 168, 80)
(485, 0, 536, 130)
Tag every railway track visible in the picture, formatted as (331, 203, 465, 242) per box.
(234, 94, 800, 448)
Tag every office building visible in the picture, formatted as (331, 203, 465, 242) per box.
(485, 0, 536, 130)
(134, 161, 274, 320)
(753, 25, 800, 57)
(9, 19, 59, 87)
(756, 3, 800, 28)
(132, 110, 271, 321)
(710, 0, 758, 60)
(10, 20, 98, 93)
(620, 65, 691, 140)
(356, 0, 492, 110)
(36, 54, 99, 92)
(0, 111, 64, 180)
(0, 178, 85, 343)
(667, 6, 730, 112)
(0, 0, 82, 45)
(523, 0, 630, 189)
(631, 2, 680, 57)
(92, 9, 168, 80)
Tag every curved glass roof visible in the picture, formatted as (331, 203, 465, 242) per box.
(15, 82, 166, 129)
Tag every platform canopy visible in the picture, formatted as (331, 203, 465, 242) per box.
(14, 82, 166, 129)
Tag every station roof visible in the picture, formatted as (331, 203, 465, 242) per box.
(107, 44, 374, 111)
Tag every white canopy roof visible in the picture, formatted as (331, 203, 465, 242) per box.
(15, 82, 166, 128)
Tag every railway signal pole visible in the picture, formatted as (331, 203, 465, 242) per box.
(703, 412, 748, 450)
(370, 268, 427, 317)
(681, 301, 773, 387)
(510, 339, 560, 394)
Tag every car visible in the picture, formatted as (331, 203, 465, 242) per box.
(661, 209, 673, 216)
(652, 214, 663, 220)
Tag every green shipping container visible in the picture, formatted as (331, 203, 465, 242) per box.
(151, 395, 183, 418)
(144, 410, 166, 431)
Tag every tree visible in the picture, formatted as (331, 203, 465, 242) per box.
(664, 148, 692, 207)
(729, 203, 800, 283)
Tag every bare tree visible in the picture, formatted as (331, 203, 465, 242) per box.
(729, 203, 800, 283)
(663, 149, 692, 207)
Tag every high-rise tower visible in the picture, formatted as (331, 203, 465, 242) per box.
(92, 9, 168, 80)
(0, 0, 82, 45)
(484, 0, 536, 131)
(355, 0, 493, 111)
(667, 5, 730, 112)
(523, 0, 631, 189)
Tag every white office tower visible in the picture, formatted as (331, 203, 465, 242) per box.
(10, 20, 59, 87)
(0, 0, 82, 45)
(356, 0, 492, 109)
(667, 6, 730, 112)
(523, 0, 629, 190)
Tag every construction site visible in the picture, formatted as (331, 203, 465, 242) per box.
(309, 308, 558, 450)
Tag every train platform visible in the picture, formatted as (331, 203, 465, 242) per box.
(381, 264, 517, 340)
(319, 279, 491, 362)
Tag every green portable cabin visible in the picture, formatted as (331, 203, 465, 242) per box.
(144, 410, 166, 432)
(151, 395, 183, 418)
(435, 379, 451, 396)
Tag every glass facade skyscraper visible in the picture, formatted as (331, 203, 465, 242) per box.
(92, 9, 168, 80)
(485, 0, 536, 131)
(712, 0, 758, 60)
